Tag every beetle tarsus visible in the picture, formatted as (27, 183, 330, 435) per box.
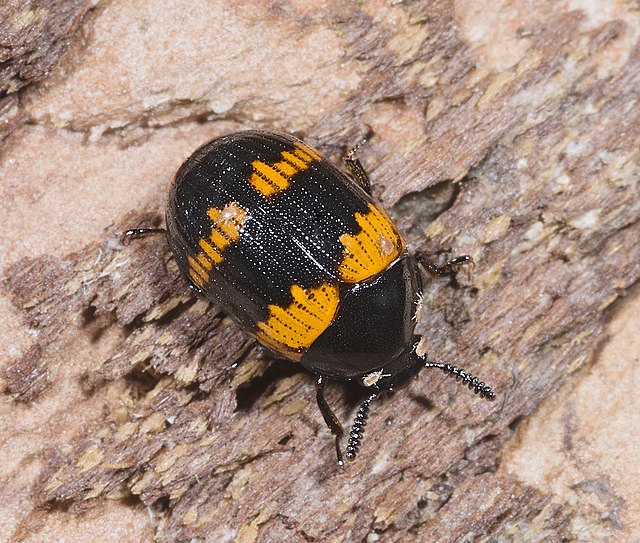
(336, 438, 345, 467)
(346, 393, 378, 462)
(418, 254, 474, 276)
(424, 362, 495, 400)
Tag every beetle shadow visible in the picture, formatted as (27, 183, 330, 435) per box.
(392, 180, 461, 246)
(406, 392, 436, 411)
(79, 304, 110, 344)
(234, 359, 302, 413)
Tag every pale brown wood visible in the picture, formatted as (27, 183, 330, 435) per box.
(2, 1, 639, 542)
(0, 0, 93, 140)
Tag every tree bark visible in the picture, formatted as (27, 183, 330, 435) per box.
(0, 0, 93, 140)
(1, 1, 639, 542)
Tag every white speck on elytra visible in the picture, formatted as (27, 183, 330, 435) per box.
(378, 235, 394, 256)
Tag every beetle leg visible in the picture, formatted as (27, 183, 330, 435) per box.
(123, 227, 167, 238)
(230, 340, 258, 369)
(417, 254, 475, 276)
(344, 127, 374, 194)
(315, 375, 345, 466)
(123, 227, 204, 295)
(345, 393, 378, 462)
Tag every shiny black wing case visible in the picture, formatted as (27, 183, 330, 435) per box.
(166, 131, 371, 334)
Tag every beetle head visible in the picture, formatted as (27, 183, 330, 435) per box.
(361, 339, 424, 392)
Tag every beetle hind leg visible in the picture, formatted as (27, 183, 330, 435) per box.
(315, 375, 346, 466)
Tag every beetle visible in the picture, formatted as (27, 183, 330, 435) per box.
(126, 130, 495, 465)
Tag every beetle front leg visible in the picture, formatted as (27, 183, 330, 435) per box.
(417, 254, 475, 276)
(315, 375, 345, 466)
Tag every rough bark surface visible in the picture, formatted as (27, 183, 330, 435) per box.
(1, 1, 639, 542)
(0, 0, 94, 140)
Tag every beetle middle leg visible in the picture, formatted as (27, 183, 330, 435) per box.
(344, 127, 375, 194)
(122, 226, 203, 296)
(315, 375, 345, 466)
(123, 227, 167, 238)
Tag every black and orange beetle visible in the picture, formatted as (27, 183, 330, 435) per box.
(127, 130, 495, 465)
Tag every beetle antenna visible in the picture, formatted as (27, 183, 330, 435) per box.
(424, 362, 495, 400)
(346, 393, 378, 462)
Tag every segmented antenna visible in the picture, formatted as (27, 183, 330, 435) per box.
(345, 393, 378, 462)
(424, 362, 495, 400)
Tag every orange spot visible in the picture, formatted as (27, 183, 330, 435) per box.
(293, 142, 322, 162)
(249, 142, 321, 197)
(281, 150, 308, 170)
(251, 162, 290, 196)
(188, 255, 209, 289)
(197, 253, 213, 271)
(199, 238, 223, 265)
(338, 204, 405, 283)
(187, 202, 249, 288)
(189, 270, 204, 289)
(208, 203, 248, 242)
(255, 283, 340, 360)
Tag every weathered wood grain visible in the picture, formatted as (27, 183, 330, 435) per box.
(2, 1, 639, 542)
(0, 0, 94, 140)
